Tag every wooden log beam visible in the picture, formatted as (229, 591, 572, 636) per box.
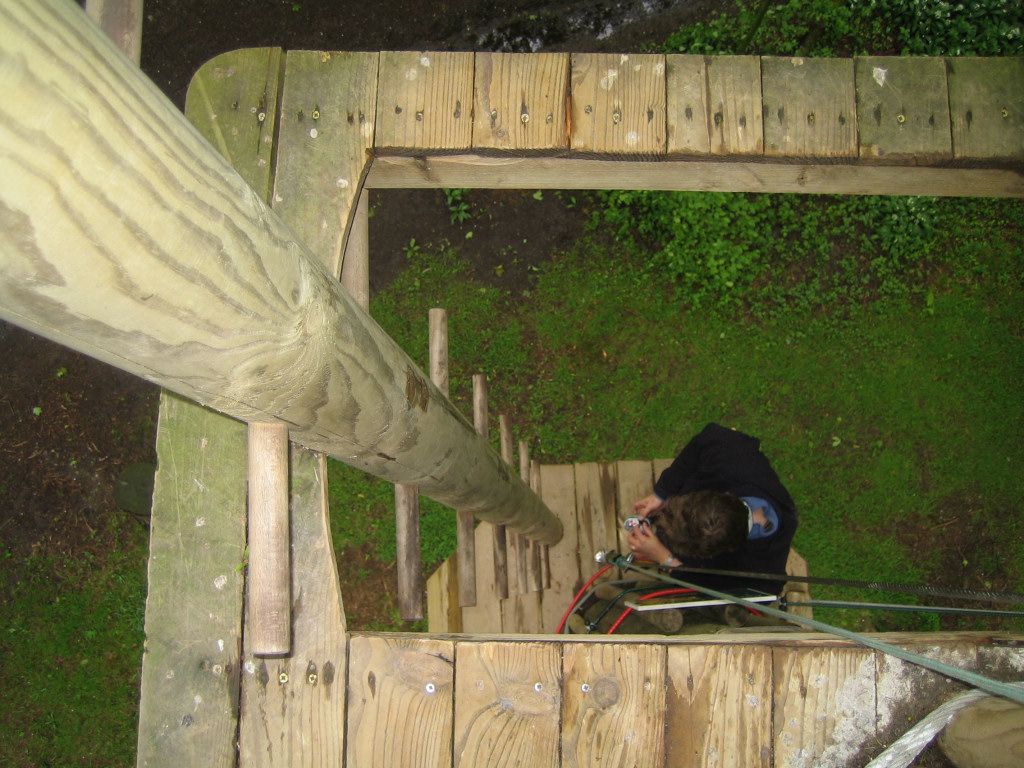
(0, 0, 561, 544)
(365, 154, 1024, 197)
(247, 422, 291, 656)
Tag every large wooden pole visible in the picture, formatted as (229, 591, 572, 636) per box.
(0, 0, 561, 544)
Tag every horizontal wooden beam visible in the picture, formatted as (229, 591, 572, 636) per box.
(365, 153, 1024, 197)
(0, 0, 562, 544)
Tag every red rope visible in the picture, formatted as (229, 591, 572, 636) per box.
(606, 587, 696, 634)
(555, 563, 614, 634)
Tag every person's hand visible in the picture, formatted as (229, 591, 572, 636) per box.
(632, 494, 663, 518)
(625, 523, 672, 564)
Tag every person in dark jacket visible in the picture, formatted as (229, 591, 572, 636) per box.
(628, 423, 798, 595)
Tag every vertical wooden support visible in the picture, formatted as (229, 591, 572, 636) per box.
(500, 415, 528, 595)
(247, 422, 291, 656)
(519, 444, 540, 593)
(531, 460, 551, 589)
(475, 375, 508, 600)
(573, 462, 618, 580)
(538, 463, 579, 632)
(395, 482, 422, 620)
(85, 0, 142, 64)
(346, 636, 455, 768)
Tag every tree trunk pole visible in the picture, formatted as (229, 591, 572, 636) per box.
(0, 0, 561, 544)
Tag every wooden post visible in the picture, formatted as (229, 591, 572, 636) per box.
(475, 375, 508, 599)
(394, 482, 421, 619)
(500, 415, 528, 595)
(85, 0, 142, 65)
(0, 1, 562, 545)
(341, 188, 370, 311)
(520, 442, 542, 593)
(247, 422, 291, 656)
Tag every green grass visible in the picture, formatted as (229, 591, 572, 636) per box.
(0, 521, 148, 768)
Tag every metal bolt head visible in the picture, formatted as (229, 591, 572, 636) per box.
(594, 550, 607, 564)
(312, 108, 321, 120)
(521, 112, 530, 124)
(534, 682, 543, 692)
(278, 671, 289, 685)
(581, 683, 591, 693)
(612, 110, 622, 125)
(490, 109, 498, 120)
(1002, 108, 1009, 118)
(425, 682, 436, 694)
(257, 111, 266, 122)
(896, 113, 906, 124)
(416, 110, 424, 122)
(308, 673, 318, 685)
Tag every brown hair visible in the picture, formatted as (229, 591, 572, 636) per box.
(651, 491, 747, 560)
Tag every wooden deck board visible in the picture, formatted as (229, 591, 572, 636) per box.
(762, 56, 857, 158)
(666, 645, 773, 768)
(453, 642, 561, 767)
(375, 51, 474, 151)
(570, 52, 667, 155)
(538, 464, 581, 633)
(346, 636, 455, 768)
(473, 52, 569, 151)
(706, 55, 763, 155)
(614, 460, 653, 554)
(462, 520, 504, 634)
(274, 51, 378, 277)
(666, 54, 711, 156)
(562, 642, 667, 768)
(856, 56, 952, 162)
(947, 56, 1024, 160)
(574, 462, 620, 579)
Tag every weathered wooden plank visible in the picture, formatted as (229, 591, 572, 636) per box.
(666, 54, 711, 155)
(454, 642, 561, 767)
(365, 154, 1024, 197)
(665, 645, 772, 768)
(539, 464, 580, 633)
(375, 51, 474, 151)
(706, 55, 763, 155)
(346, 636, 455, 768)
(978, 644, 1024, 680)
(614, 460, 653, 555)
(475, 374, 508, 600)
(239, 450, 346, 768)
(1, 7, 565, 540)
(874, 643, 978, 754)
(569, 52, 667, 155)
(183, 47, 283, 200)
(426, 558, 462, 633)
(473, 52, 570, 151)
(85, 0, 142, 63)
(762, 56, 857, 158)
(783, 549, 814, 620)
(395, 482, 423, 620)
(462, 520, 504, 634)
(562, 642, 667, 768)
(247, 422, 291, 656)
(773, 647, 877, 768)
(136, 394, 247, 768)
(136, 40, 284, 768)
(856, 56, 952, 162)
(500, 590, 543, 635)
(947, 56, 1024, 161)
(530, 459, 547, 592)
(274, 51, 378, 277)
(341, 189, 370, 309)
(574, 463, 619, 579)
(652, 457, 674, 481)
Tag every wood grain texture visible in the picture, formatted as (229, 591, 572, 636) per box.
(947, 56, 1024, 160)
(570, 53, 667, 155)
(856, 56, 952, 162)
(500, 590, 543, 634)
(273, 51, 378, 276)
(341, 189, 370, 308)
(614, 460, 653, 555)
(666, 54, 710, 155)
(574, 463, 619, 579)
(538, 465, 580, 633)
(136, 394, 247, 768)
(706, 55, 763, 155)
(762, 56, 857, 157)
(184, 47, 283, 201)
(475, 375, 509, 600)
(85, 0, 142, 63)
(473, 52, 570, 151)
(395, 482, 423, 620)
(239, 449, 346, 768)
(247, 422, 291, 656)
(376, 51, 474, 151)
(666, 645, 772, 768)
(498, 414, 527, 595)
(530, 460, 546, 592)
(366, 154, 1024, 197)
(562, 642, 667, 768)
(346, 635, 455, 768)
(454, 642, 561, 767)
(426, 558, 462, 633)
(773, 647, 877, 768)
(462, 520, 504, 633)
(0, 7, 562, 542)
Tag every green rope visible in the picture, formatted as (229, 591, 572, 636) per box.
(615, 556, 1024, 705)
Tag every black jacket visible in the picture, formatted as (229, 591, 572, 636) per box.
(653, 423, 798, 595)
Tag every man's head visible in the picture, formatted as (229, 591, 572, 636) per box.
(650, 491, 747, 560)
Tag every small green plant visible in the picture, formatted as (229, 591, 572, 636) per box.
(403, 238, 421, 259)
(532, 190, 544, 201)
(55, 366, 67, 378)
(31, 406, 42, 417)
(443, 188, 472, 224)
